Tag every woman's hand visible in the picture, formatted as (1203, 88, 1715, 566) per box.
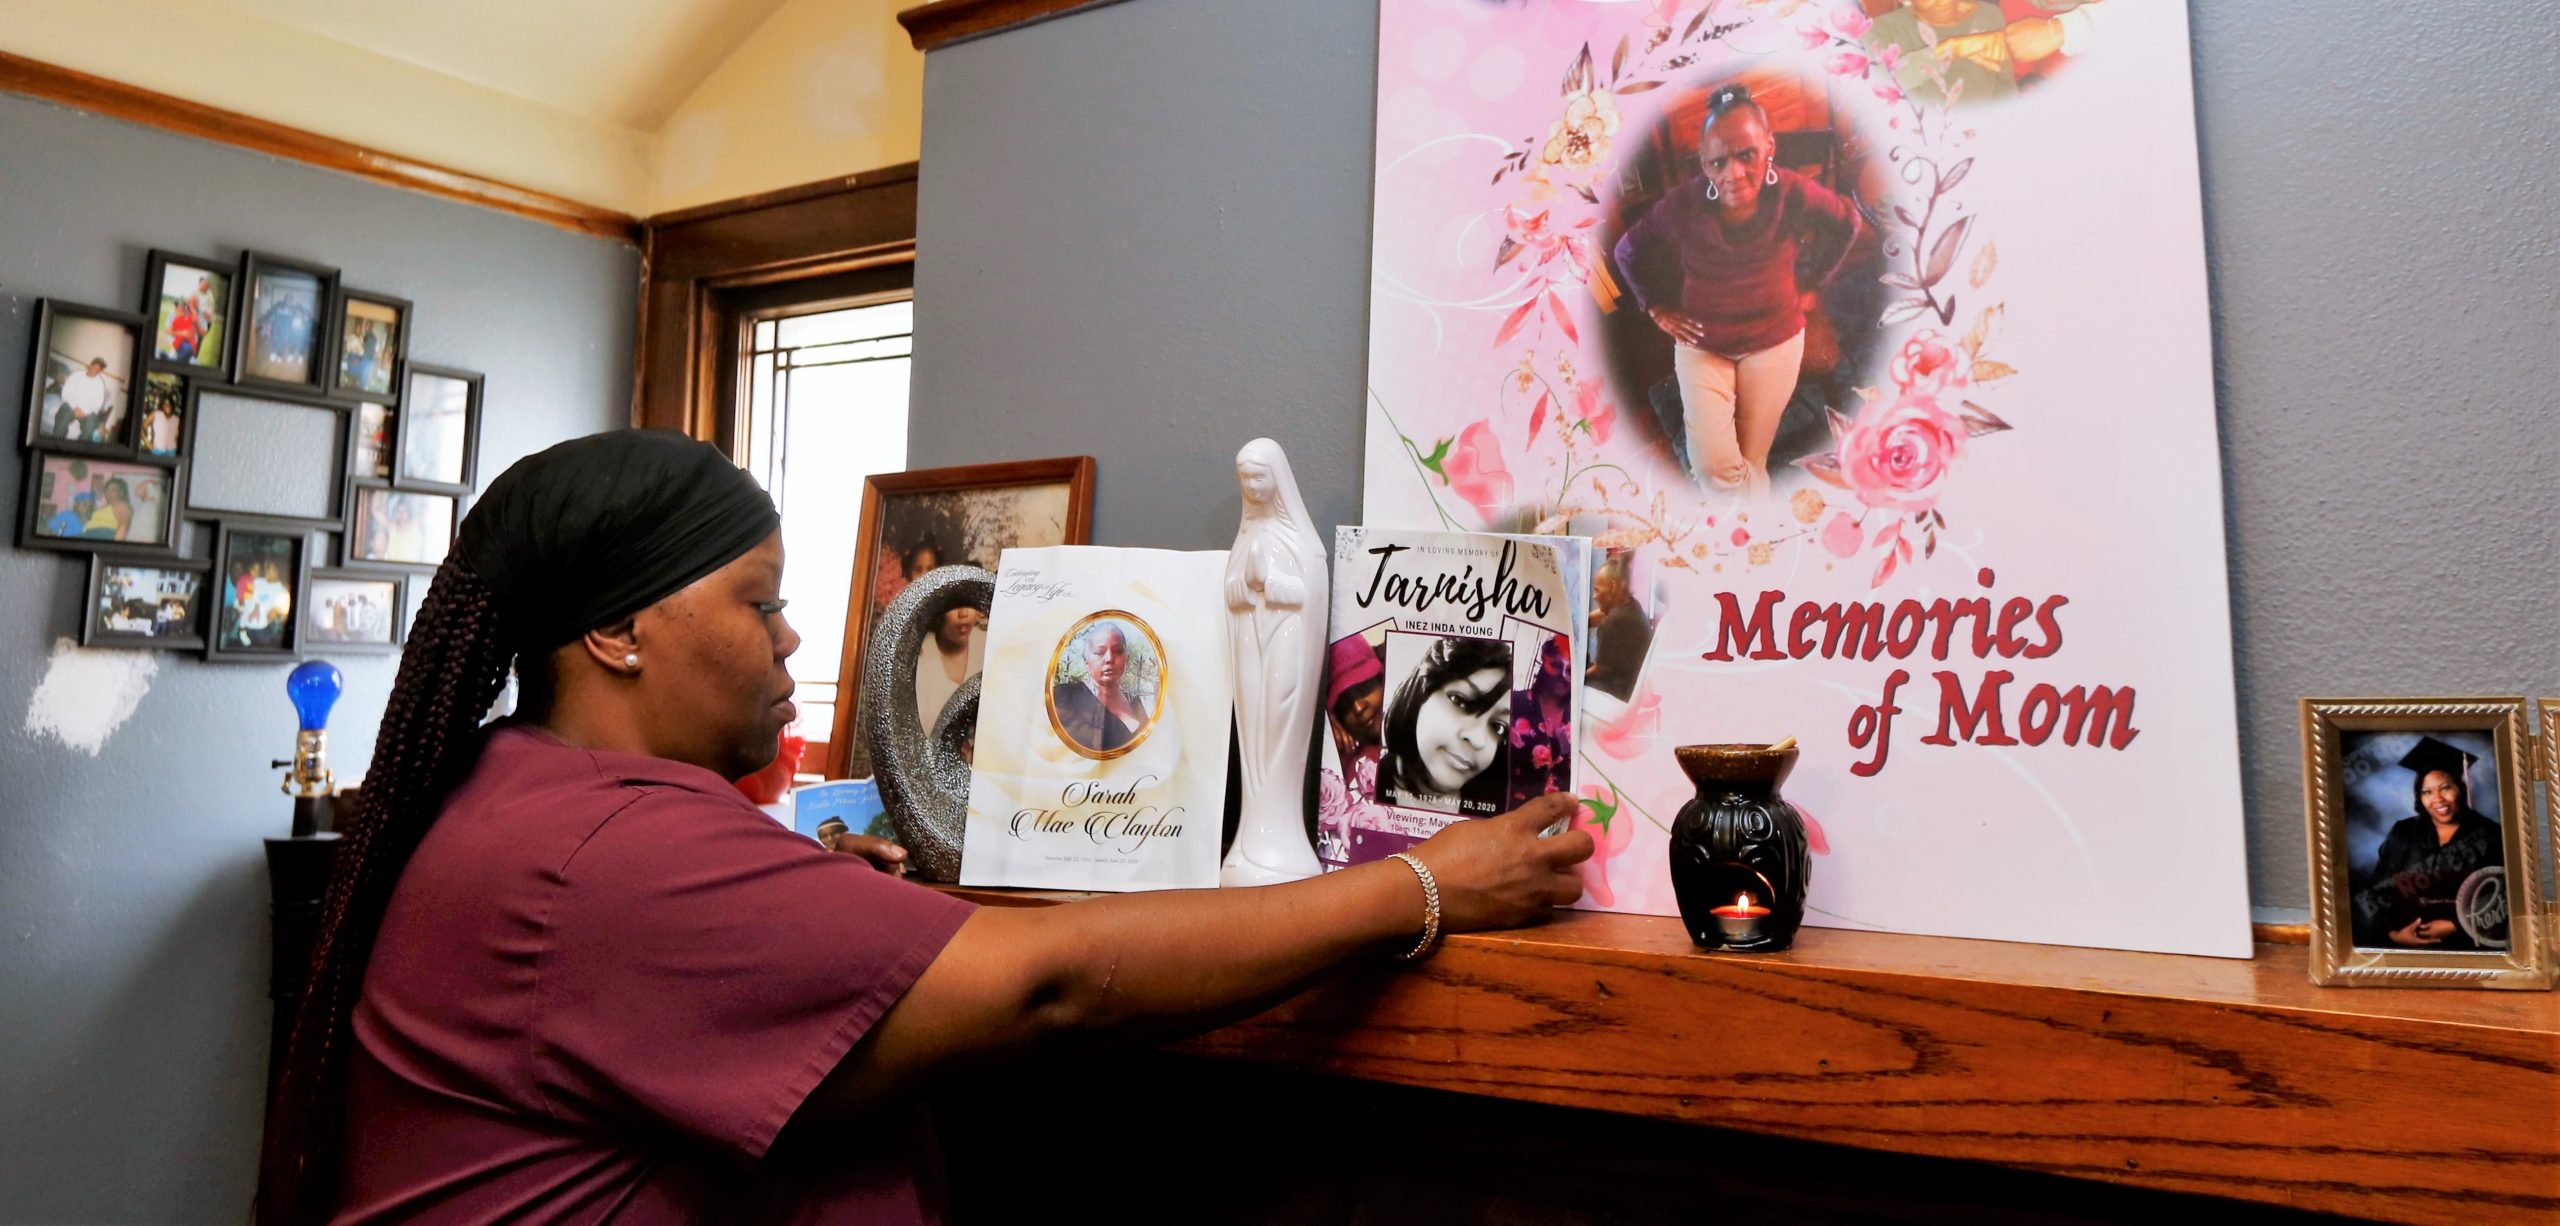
(1410, 793, 1593, 932)
(2389, 916, 2445, 947)
(1649, 307, 1713, 349)
(829, 833, 910, 876)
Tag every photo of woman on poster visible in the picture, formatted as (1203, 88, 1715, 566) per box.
(1378, 633, 1512, 817)
(1610, 83, 1862, 500)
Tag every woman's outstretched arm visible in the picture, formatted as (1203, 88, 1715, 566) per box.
(788, 793, 1590, 1128)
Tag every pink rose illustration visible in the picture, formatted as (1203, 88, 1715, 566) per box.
(1893, 330, 1964, 396)
(1821, 511, 1863, 558)
(1794, 799, 1832, 856)
(1836, 391, 1967, 513)
(1594, 689, 1662, 760)
(1572, 381, 1616, 445)
(1443, 420, 1515, 520)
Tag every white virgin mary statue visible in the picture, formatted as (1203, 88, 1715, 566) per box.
(1222, 438, 1326, 885)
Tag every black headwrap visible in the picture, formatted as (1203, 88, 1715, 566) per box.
(457, 429, 780, 653)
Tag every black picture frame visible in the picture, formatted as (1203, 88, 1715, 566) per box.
(206, 518, 313, 662)
(178, 383, 351, 528)
(16, 448, 186, 559)
(393, 364, 483, 494)
(140, 249, 241, 378)
(232, 251, 339, 395)
(342, 481, 458, 573)
(303, 567, 408, 653)
(22, 299, 148, 456)
(326, 288, 411, 405)
(81, 554, 212, 651)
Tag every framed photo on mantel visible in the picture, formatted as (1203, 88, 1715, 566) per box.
(822, 457, 1097, 781)
(2300, 697, 2549, 989)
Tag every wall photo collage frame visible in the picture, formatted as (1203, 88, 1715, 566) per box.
(18, 247, 485, 662)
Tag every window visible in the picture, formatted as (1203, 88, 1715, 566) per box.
(739, 296, 913, 762)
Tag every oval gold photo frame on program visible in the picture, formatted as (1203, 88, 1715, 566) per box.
(1043, 608, 1169, 762)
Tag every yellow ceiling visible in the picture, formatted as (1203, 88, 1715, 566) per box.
(219, 0, 798, 129)
(0, 0, 923, 217)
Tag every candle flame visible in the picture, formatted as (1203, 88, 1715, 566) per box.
(1734, 892, 1753, 910)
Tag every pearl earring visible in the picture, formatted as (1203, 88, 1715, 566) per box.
(623, 653, 640, 669)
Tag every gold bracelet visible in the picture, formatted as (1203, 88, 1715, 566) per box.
(1387, 852, 1442, 962)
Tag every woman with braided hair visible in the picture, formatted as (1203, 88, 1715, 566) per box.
(257, 429, 1590, 1224)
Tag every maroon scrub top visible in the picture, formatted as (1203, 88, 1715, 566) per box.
(334, 724, 975, 1224)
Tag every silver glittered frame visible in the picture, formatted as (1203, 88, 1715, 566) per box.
(2301, 697, 2549, 989)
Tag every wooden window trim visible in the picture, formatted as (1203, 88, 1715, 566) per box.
(634, 163, 919, 442)
(896, 0, 1140, 52)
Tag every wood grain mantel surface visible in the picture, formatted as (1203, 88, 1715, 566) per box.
(938, 887, 2560, 1224)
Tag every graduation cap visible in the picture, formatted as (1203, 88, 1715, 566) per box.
(2398, 736, 2475, 784)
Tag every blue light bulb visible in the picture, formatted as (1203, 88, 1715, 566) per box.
(287, 660, 343, 734)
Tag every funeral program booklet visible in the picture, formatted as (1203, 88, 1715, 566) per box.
(1316, 527, 1589, 869)
(960, 545, 1233, 891)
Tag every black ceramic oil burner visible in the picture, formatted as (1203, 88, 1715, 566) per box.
(1668, 743, 1810, 952)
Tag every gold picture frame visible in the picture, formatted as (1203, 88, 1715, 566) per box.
(2300, 697, 2549, 989)
(1043, 609, 1168, 761)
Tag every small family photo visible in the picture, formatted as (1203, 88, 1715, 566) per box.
(149, 253, 232, 371)
(217, 530, 301, 653)
(399, 366, 479, 489)
(87, 561, 205, 648)
(1046, 611, 1164, 760)
(1585, 549, 1660, 705)
(1324, 628, 1388, 780)
(241, 258, 329, 387)
(2338, 730, 2508, 953)
(335, 294, 405, 400)
(349, 486, 456, 568)
(354, 403, 394, 479)
(138, 373, 185, 457)
(28, 454, 172, 547)
(31, 305, 141, 450)
(305, 573, 401, 647)
(1377, 630, 1513, 817)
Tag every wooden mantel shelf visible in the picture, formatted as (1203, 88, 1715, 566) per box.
(943, 887, 2559, 1224)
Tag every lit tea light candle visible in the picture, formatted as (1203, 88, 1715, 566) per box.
(1709, 892, 1771, 943)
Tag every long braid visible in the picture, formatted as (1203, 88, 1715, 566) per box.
(256, 556, 517, 1225)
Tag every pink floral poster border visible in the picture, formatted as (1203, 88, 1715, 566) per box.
(1358, 0, 2254, 957)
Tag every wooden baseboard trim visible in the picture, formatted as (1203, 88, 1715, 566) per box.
(897, 0, 1138, 52)
(0, 50, 641, 245)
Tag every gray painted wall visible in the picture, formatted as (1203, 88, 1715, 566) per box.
(909, 0, 2560, 919)
(0, 93, 636, 1221)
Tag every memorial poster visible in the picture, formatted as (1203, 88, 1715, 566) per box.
(1360, 0, 2250, 955)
